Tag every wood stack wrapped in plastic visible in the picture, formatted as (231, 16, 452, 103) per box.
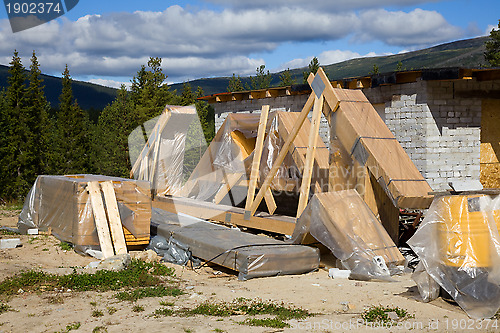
(18, 175, 152, 257)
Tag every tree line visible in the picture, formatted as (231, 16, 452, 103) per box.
(0, 52, 215, 202)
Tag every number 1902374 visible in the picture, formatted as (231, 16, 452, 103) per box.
(6, 2, 62, 15)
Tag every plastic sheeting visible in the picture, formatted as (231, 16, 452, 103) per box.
(408, 194, 500, 319)
(129, 105, 200, 196)
(18, 175, 152, 253)
(180, 110, 329, 208)
(291, 190, 405, 280)
(152, 208, 319, 280)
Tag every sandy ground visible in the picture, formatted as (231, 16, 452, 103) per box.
(0, 209, 494, 333)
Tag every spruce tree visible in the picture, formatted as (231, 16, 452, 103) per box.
(278, 68, 296, 87)
(485, 20, 500, 67)
(302, 57, 320, 83)
(23, 51, 50, 184)
(0, 51, 27, 199)
(130, 57, 178, 123)
(227, 73, 244, 92)
(54, 65, 93, 174)
(96, 85, 137, 177)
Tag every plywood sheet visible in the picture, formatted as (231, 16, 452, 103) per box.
(481, 99, 500, 188)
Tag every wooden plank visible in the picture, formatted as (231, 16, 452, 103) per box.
(100, 181, 128, 255)
(308, 68, 340, 118)
(296, 94, 324, 218)
(246, 105, 270, 211)
(249, 93, 316, 215)
(87, 181, 115, 258)
(153, 196, 296, 235)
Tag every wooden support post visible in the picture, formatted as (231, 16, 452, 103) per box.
(246, 105, 270, 211)
(87, 181, 115, 258)
(100, 181, 128, 255)
(296, 94, 324, 218)
(249, 92, 316, 215)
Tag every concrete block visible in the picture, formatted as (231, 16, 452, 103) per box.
(0, 239, 22, 249)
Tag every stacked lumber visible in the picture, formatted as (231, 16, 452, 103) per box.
(18, 175, 152, 253)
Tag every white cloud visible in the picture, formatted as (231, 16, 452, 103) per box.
(88, 78, 131, 89)
(356, 9, 462, 46)
(278, 49, 392, 71)
(0, 4, 465, 83)
(202, 0, 438, 11)
(485, 24, 498, 35)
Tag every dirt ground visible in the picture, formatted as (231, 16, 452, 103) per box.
(0, 209, 494, 333)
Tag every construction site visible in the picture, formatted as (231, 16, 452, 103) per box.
(2, 67, 500, 332)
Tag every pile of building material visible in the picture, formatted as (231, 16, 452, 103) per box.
(409, 191, 500, 319)
(18, 175, 151, 257)
(125, 67, 434, 281)
(151, 209, 319, 280)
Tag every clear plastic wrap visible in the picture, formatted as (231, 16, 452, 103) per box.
(181, 111, 329, 205)
(18, 175, 152, 253)
(129, 105, 199, 196)
(152, 209, 319, 280)
(291, 190, 405, 280)
(408, 194, 500, 319)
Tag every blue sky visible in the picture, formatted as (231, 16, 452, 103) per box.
(0, 0, 498, 88)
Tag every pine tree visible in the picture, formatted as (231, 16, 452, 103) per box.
(249, 65, 272, 90)
(54, 65, 93, 174)
(130, 57, 178, 123)
(278, 68, 296, 87)
(23, 51, 50, 184)
(0, 51, 27, 200)
(180, 82, 195, 106)
(302, 57, 320, 83)
(96, 85, 136, 177)
(227, 73, 244, 92)
(485, 20, 500, 67)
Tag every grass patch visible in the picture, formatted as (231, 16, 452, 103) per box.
(58, 242, 73, 251)
(183, 298, 311, 320)
(0, 303, 12, 314)
(159, 300, 175, 307)
(92, 326, 108, 333)
(115, 285, 184, 302)
(92, 309, 104, 318)
(132, 305, 144, 312)
(0, 229, 19, 236)
(107, 306, 117, 315)
(362, 305, 414, 324)
(239, 317, 290, 328)
(57, 322, 81, 333)
(153, 307, 174, 317)
(0, 259, 178, 298)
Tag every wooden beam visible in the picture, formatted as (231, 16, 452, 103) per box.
(100, 181, 127, 255)
(246, 105, 270, 211)
(296, 94, 324, 218)
(249, 92, 316, 215)
(308, 68, 340, 118)
(87, 181, 115, 258)
(153, 196, 296, 235)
